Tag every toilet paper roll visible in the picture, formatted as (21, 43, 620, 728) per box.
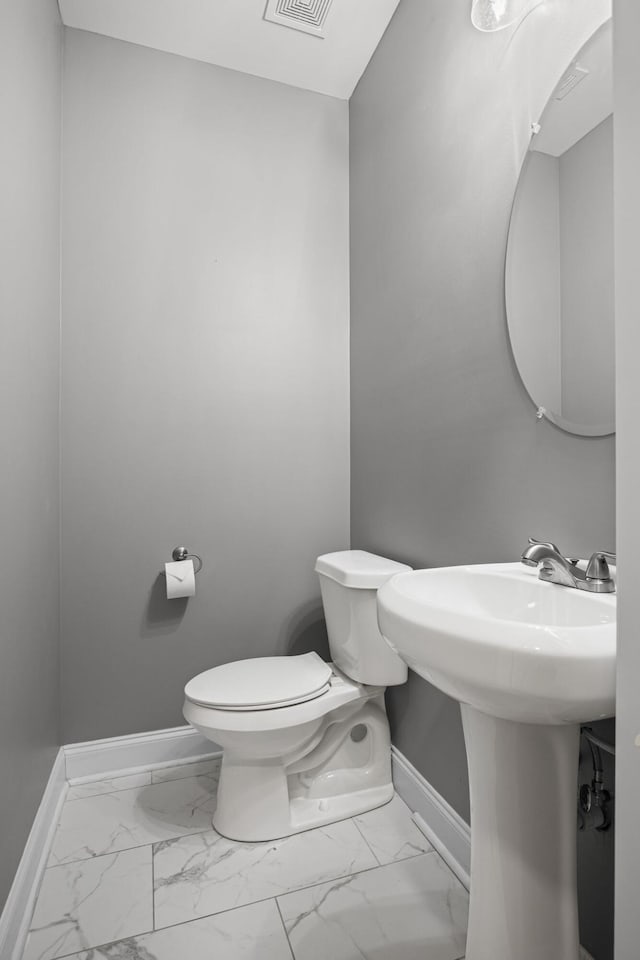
(165, 559, 196, 599)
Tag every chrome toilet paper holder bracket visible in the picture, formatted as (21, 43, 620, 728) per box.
(171, 546, 204, 575)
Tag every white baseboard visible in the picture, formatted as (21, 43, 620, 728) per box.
(64, 724, 219, 781)
(391, 746, 471, 890)
(0, 748, 67, 960)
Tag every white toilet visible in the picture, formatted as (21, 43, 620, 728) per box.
(183, 550, 411, 841)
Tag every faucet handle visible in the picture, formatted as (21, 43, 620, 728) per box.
(528, 537, 561, 553)
(586, 551, 616, 581)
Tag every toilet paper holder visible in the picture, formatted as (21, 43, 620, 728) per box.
(171, 546, 204, 575)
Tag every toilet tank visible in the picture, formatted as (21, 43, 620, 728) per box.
(315, 550, 412, 687)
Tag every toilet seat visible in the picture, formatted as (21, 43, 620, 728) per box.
(184, 651, 333, 711)
(184, 663, 382, 734)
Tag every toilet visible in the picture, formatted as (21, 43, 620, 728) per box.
(183, 550, 411, 841)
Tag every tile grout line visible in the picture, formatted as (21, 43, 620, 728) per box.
(350, 799, 437, 870)
(153, 897, 308, 938)
(350, 816, 385, 867)
(40, 894, 303, 960)
(44, 826, 216, 873)
(38, 925, 158, 960)
(66, 767, 220, 801)
(39, 893, 303, 960)
(275, 896, 297, 960)
(152, 850, 444, 935)
(65, 761, 220, 803)
(151, 839, 157, 932)
(28, 903, 467, 960)
(65, 776, 152, 803)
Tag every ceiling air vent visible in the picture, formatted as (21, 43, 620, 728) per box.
(553, 62, 589, 100)
(264, 0, 334, 38)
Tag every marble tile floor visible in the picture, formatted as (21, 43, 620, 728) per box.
(22, 757, 469, 960)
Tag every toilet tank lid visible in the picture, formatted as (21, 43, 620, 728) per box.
(315, 550, 412, 589)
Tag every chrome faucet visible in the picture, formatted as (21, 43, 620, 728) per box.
(521, 538, 616, 594)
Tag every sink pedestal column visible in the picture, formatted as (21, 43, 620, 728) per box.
(461, 705, 580, 960)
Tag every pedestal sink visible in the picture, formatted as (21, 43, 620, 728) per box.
(377, 562, 616, 960)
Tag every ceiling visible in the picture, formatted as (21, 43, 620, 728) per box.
(531, 19, 612, 157)
(58, 0, 401, 100)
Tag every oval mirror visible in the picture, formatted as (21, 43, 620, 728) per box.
(506, 20, 614, 436)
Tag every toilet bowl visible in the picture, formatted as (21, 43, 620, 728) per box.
(183, 550, 411, 841)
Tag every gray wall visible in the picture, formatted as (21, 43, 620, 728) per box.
(350, 0, 614, 954)
(60, 30, 350, 742)
(0, 0, 62, 910)
(613, 0, 640, 955)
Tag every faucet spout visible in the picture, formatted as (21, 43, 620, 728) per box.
(520, 538, 615, 593)
(520, 539, 565, 568)
(520, 539, 585, 589)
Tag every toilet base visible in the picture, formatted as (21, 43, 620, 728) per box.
(214, 780, 393, 842)
(212, 696, 394, 841)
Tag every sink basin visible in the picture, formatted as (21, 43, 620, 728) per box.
(377, 561, 617, 960)
(377, 561, 616, 724)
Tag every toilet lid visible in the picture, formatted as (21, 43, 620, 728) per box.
(184, 652, 333, 711)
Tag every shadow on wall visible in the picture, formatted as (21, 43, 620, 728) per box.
(140, 581, 329, 659)
(283, 601, 330, 661)
(141, 572, 188, 638)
